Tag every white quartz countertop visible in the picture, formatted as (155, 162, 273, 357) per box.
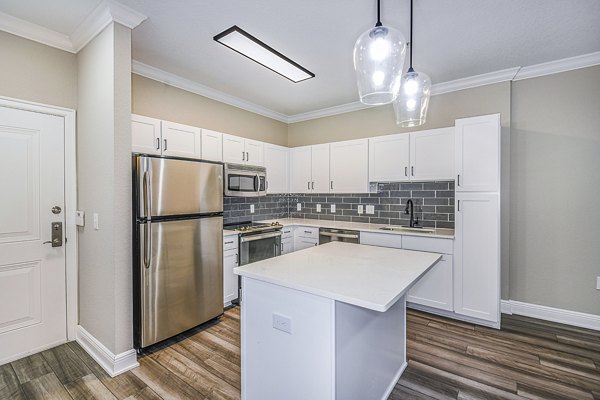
(261, 218, 454, 238)
(223, 229, 238, 237)
(234, 241, 441, 312)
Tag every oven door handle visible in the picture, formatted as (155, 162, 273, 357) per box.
(319, 232, 360, 239)
(240, 231, 283, 243)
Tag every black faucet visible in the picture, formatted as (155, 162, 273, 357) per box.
(404, 199, 419, 227)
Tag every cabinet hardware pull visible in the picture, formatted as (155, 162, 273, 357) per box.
(246, 151, 249, 161)
(311, 181, 314, 190)
(411, 166, 414, 176)
(307, 181, 310, 190)
(242, 151, 245, 161)
(457, 174, 460, 186)
(225, 241, 234, 244)
(330, 181, 333, 190)
(156, 138, 160, 150)
(405, 166, 408, 176)
(163, 139, 167, 151)
(458, 200, 460, 211)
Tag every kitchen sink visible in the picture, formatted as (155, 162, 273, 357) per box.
(379, 226, 436, 233)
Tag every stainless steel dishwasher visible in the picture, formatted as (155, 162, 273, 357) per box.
(319, 228, 360, 244)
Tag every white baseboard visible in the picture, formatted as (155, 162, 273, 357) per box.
(501, 300, 600, 331)
(76, 325, 139, 377)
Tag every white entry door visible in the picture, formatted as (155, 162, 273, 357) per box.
(0, 106, 67, 364)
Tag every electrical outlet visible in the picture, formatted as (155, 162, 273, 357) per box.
(93, 213, 99, 230)
(330, 204, 336, 213)
(597, 276, 600, 290)
(250, 204, 255, 213)
(272, 313, 292, 334)
(366, 205, 375, 214)
(297, 203, 302, 211)
(316, 204, 321, 213)
(357, 205, 364, 214)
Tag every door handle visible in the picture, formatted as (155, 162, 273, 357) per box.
(307, 181, 310, 190)
(405, 166, 408, 177)
(411, 166, 414, 176)
(142, 170, 150, 218)
(457, 174, 461, 186)
(458, 200, 460, 212)
(246, 152, 249, 162)
(156, 137, 160, 150)
(242, 151, 245, 161)
(43, 222, 63, 247)
(143, 222, 152, 268)
(330, 181, 333, 190)
(311, 181, 314, 190)
(163, 139, 167, 151)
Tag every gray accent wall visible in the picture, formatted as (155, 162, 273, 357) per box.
(509, 66, 600, 315)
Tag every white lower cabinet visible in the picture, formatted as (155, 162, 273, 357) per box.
(360, 231, 454, 312)
(293, 226, 319, 251)
(454, 193, 500, 323)
(281, 226, 294, 255)
(223, 235, 239, 305)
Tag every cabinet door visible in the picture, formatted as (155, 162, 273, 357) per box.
(281, 239, 293, 255)
(455, 114, 500, 192)
(245, 139, 264, 166)
(223, 248, 239, 304)
(330, 139, 368, 193)
(132, 114, 161, 155)
(264, 144, 289, 194)
(369, 134, 410, 182)
(201, 129, 223, 162)
(222, 133, 245, 164)
(311, 144, 331, 193)
(290, 146, 312, 193)
(161, 120, 202, 159)
(407, 255, 453, 311)
(454, 193, 499, 323)
(410, 127, 454, 181)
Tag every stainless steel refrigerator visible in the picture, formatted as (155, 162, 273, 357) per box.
(133, 155, 224, 350)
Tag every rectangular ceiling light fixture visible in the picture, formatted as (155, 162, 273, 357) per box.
(213, 25, 315, 83)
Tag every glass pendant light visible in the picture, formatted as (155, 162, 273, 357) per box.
(353, 0, 407, 105)
(394, 0, 431, 127)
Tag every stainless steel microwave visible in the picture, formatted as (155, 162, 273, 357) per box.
(224, 163, 267, 197)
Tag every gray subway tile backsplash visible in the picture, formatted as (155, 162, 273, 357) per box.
(223, 181, 455, 229)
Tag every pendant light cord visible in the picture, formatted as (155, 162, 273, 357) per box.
(376, 0, 382, 27)
(408, 0, 414, 72)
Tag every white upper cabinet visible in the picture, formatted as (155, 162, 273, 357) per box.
(201, 129, 223, 162)
(161, 120, 201, 159)
(410, 127, 454, 181)
(244, 139, 264, 166)
(290, 146, 313, 193)
(264, 143, 289, 194)
(132, 114, 161, 155)
(369, 134, 410, 182)
(222, 133, 264, 166)
(329, 139, 369, 193)
(311, 144, 330, 193)
(222, 133, 245, 164)
(455, 114, 500, 192)
(454, 193, 500, 323)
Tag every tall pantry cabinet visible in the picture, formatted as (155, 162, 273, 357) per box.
(453, 114, 501, 327)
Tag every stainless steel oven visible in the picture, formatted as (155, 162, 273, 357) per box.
(224, 163, 267, 197)
(240, 230, 282, 265)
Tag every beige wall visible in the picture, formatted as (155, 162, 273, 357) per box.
(132, 74, 288, 146)
(0, 31, 77, 109)
(509, 66, 600, 315)
(77, 23, 133, 354)
(287, 83, 510, 146)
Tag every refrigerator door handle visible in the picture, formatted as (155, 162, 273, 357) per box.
(143, 221, 152, 268)
(142, 170, 150, 218)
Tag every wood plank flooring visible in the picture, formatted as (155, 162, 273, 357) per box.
(1, 306, 599, 399)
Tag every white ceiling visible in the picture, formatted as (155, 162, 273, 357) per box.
(1, 0, 600, 116)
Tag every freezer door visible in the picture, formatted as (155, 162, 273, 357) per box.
(139, 216, 223, 348)
(137, 156, 223, 218)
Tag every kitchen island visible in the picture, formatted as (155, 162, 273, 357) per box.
(234, 242, 442, 400)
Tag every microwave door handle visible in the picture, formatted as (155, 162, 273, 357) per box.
(254, 174, 259, 193)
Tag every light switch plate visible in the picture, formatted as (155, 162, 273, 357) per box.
(297, 203, 302, 211)
(250, 204, 255, 213)
(366, 205, 375, 214)
(357, 205, 364, 214)
(273, 313, 292, 334)
(76, 210, 85, 227)
(316, 204, 321, 213)
(330, 204, 336, 213)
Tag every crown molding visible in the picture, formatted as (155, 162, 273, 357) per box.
(0, 11, 74, 52)
(287, 101, 375, 123)
(513, 51, 600, 81)
(70, 0, 147, 52)
(132, 60, 289, 123)
(430, 67, 521, 96)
